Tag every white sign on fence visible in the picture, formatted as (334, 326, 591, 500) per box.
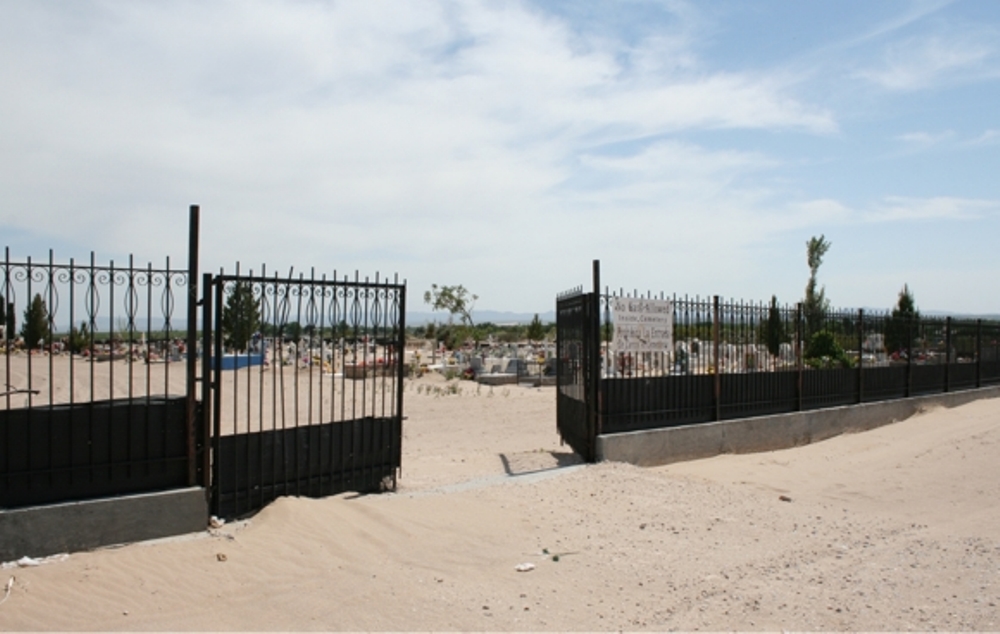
(611, 298, 673, 354)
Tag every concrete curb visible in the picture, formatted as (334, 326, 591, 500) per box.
(596, 386, 1000, 467)
(0, 487, 209, 561)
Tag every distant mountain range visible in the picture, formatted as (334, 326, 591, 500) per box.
(406, 310, 556, 326)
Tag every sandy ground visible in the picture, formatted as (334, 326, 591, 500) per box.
(1, 361, 999, 631)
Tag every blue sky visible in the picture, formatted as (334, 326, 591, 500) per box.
(2, 0, 998, 316)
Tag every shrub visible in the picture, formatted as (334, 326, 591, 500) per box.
(805, 330, 851, 368)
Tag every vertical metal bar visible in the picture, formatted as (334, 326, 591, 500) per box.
(163, 256, 172, 457)
(2, 249, 8, 499)
(713, 295, 721, 422)
(976, 319, 982, 388)
(126, 254, 135, 400)
(857, 309, 864, 403)
(796, 303, 803, 411)
(905, 315, 912, 398)
(293, 273, 303, 497)
(589, 290, 601, 454)
(67, 257, 77, 489)
(23, 255, 34, 492)
(144, 262, 153, 479)
(256, 270, 267, 509)
(125, 254, 135, 480)
(306, 269, 317, 495)
(201, 273, 213, 493)
(584, 260, 604, 454)
(256, 270, 273, 506)
(46, 251, 54, 487)
(944, 316, 952, 393)
(338, 272, 348, 490)
(317, 272, 328, 495)
(186, 205, 200, 486)
(324, 272, 337, 494)
(3, 247, 11, 414)
(25, 256, 33, 413)
(395, 277, 406, 488)
(212, 277, 226, 515)
(243, 272, 255, 507)
(87, 253, 96, 482)
(271, 270, 281, 502)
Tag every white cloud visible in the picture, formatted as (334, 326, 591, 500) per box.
(0, 2, 832, 273)
(896, 130, 955, 145)
(857, 34, 996, 91)
(866, 196, 999, 223)
(965, 129, 1000, 146)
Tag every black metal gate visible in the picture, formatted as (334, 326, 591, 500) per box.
(555, 287, 600, 462)
(202, 268, 406, 518)
(1, 210, 202, 510)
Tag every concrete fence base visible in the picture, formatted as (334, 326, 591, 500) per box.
(0, 487, 209, 562)
(596, 386, 1000, 467)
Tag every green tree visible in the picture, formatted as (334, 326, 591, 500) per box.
(424, 284, 477, 327)
(20, 293, 50, 349)
(526, 313, 545, 344)
(222, 281, 261, 351)
(68, 322, 90, 354)
(763, 295, 786, 358)
(283, 321, 303, 342)
(885, 284, 919, 354)
(803, 235, 831, 338)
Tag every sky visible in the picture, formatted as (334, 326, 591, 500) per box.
(2, 0, 999, 318)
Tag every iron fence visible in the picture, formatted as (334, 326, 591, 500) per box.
(1, 247, 199, 509)
(2, 207, 408, 522)
(597, 290, 1000, 435)
(557, 262, 1000, 452)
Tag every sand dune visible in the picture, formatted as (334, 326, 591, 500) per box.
(0, 369, 998, 630)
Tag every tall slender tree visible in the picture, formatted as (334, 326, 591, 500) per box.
(885, 284, 919, 354)
(763, 295, 786, 358)
(222, 281, 261, 351)
(526, 313, 545, 344)
(20, 293, 49, 349)
(803, 235, 831, 338)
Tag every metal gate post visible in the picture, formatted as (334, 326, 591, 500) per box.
(186, 205, 200, 486)
(591, 260, 602, 448)
(857, 309, 864, 404)
(795, 303, 803, 411)
(395, 277, 406, 486)
(944, 316, 952, 393)
(976, 319, 982, 388)
(905, 316, 913, 398)
(211, 276, 226, 516)
(201, 272, 214, 494)
(713, 295, 721, 421)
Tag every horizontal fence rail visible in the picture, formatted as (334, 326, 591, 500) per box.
(206, 266, 406, 518)
(1, 248, 198, 509)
